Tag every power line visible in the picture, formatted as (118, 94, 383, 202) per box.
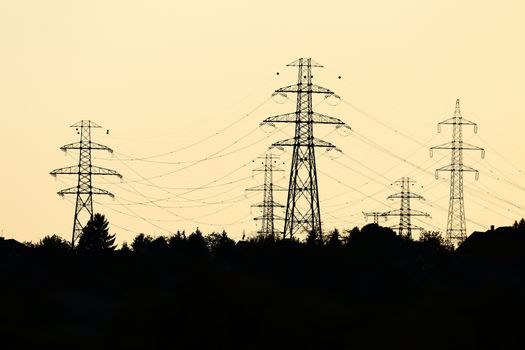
(103, 96, 272, 162)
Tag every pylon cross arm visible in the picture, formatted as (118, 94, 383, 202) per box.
(409, 210, 431, 217)
(51, 166, 80, 176)
(387, 193, 424, 200)
(90, 166, 122, 177)
(438, 117, 478, 127)
(262, 112, 346, 126)
(70, 120, 101, 128)
(381, 210, 429, 218)
(430, 141, 484, 152)
(435, 165, 479, 180)
(436, 164, 479, 173)
(246, 184, 287, 192)
(461, 142, 485, 156)
(272, 137, 336, 148)
(275, 84, 334, 95)
(58, 186, 115, 197)
(251, 201, 285, 208)
(51, 166, 122, 178)
(60, 141, 113, 153)
(254, 215, 284, 221)
(381, 210, 403, 217)
(252, 165, 284, 172)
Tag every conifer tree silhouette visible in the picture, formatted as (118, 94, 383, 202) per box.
(77, 213, 116, 252)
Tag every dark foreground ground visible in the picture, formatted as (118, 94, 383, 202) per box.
(1, 224, 525, 349)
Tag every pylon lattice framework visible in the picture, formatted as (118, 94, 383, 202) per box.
(246, 152, 286, 237)
(381, 177, 430, 239)
(51, 120, 122, 247)
(430, 99, 484, 247)
(261, 58, 348, 240)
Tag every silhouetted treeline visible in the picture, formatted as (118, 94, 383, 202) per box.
(1, 217, 525, 349)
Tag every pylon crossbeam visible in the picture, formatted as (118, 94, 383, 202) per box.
(272, 137, 336, 148)
(262, 112, 345, 126)
(276, 84, 334, 95)
(61, 141, 113, 152)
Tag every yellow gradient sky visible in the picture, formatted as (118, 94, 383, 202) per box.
(1, 0, 524, 244)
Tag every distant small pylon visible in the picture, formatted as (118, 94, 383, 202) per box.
(246, 152, 286, 238)
(363, 211, 386, 225)
(381, 177, 430, 239)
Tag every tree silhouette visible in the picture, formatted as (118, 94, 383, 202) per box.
(327, 228, 342, 248)
(206, 230, 235, 257)
(131, 233, 153, 252)
(419, 230, 446, 246)
(206, 230, 232, 250)
(168, 230, 186, 248)
(77, 213, 116, 252)
(187, 227, 209, 258)
(512, 218, 525, 232)
(150, 236, 168, 252)
(120, 241, 131, 254)
(306, 229, 323, 247)
(37, 234, 71, 252)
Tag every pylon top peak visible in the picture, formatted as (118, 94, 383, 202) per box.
(394, 177, 416, 184)
(286, 58, 324, 68)
(454, 99, 461, 117)
(70, 120, 102, 129)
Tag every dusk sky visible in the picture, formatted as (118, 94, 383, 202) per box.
(1, 0, 524, 244)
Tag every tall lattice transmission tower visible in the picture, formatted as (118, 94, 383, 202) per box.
(381, 177, 430, 239)
(261, 58, 348, 240)
(246, 152, 286, 237)
(51, 120, 122, 247)
(430, 99, 484, 246)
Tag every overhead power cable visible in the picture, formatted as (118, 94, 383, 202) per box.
(101, 97, 272, 162)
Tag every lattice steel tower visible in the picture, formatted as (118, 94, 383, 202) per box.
(51, 120, 122, 247)
(381, 177, 430, 239)
(246, 152, 286, 237)
(261, 58, 347, 240)
(430, 99, 484, 246)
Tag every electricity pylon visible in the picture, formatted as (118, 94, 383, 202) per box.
(381, 177, 430, 239)
(261, 58, 348, 240)
(51, 120, 122, 247)
(430, 99, 484, 247)
(246, 152, 286, 237)
(363, 211, 386, 225)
